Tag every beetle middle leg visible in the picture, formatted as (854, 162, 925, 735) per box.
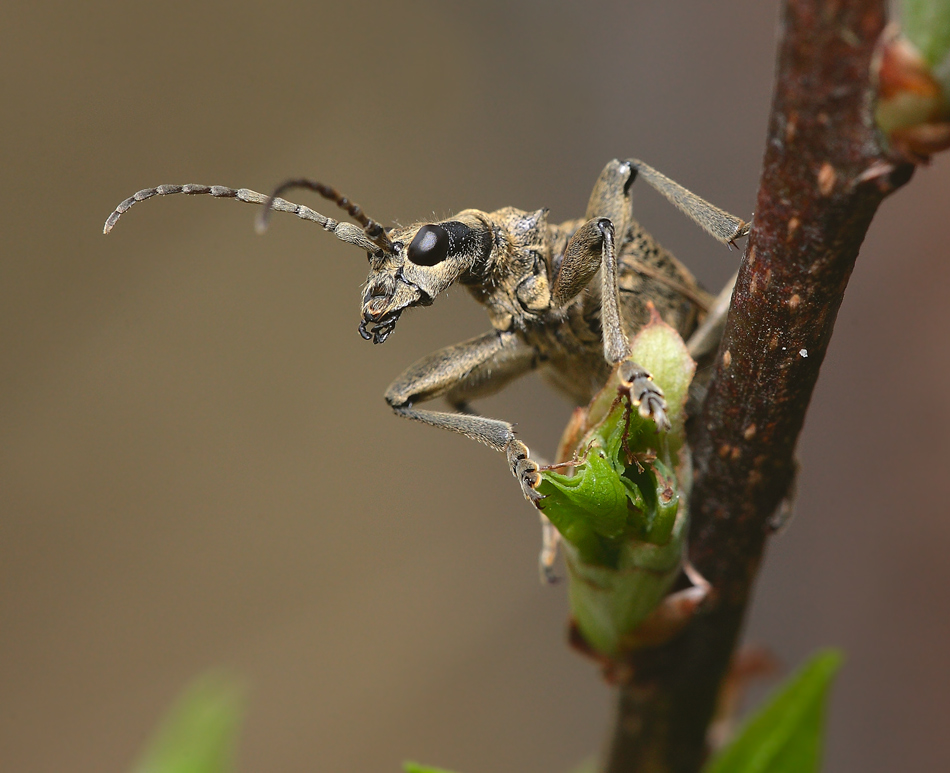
(384, 330, 547, 501)
(552, 216, 670, 431)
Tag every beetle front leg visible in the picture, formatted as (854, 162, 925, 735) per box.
(384, 330, 545, 502)
(391, 403, 543, 503)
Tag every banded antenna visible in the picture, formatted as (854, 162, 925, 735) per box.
(103, 182, 393, 255)
(257, 179, 393, 255)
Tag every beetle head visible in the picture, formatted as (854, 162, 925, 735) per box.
(358, 211, 493, 343)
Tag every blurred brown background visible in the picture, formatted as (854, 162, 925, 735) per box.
(2, 2, 949, 771)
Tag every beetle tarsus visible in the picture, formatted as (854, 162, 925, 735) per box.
(618, 360, 671, 432)
(506, 440, 543, 503)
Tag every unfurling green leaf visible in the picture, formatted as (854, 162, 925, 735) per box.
(537, 313, 694, 566)
(704, 650, 844, 773)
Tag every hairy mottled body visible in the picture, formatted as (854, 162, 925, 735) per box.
(502, 216, 709, 405)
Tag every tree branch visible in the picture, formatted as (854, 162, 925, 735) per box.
(604, 2, 914, 771)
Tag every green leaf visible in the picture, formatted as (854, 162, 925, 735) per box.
(902, 0, 950, 66)
(130, 671, 245, 773)
(403, 763, 460, 773)
(704, 650, 844, 773)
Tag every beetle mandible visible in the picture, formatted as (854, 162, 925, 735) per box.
(105, 159, 748, 504)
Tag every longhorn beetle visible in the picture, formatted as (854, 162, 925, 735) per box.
(105, 160, 748, 507)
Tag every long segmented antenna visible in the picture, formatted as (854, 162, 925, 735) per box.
(258, 178, 394, 255)
(103, 184, 384, 254)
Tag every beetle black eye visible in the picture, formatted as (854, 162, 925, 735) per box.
(407, 224, 449, 266)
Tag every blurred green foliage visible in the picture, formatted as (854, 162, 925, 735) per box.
(704, 650, 843, 773)
(129, 672, 244, 773)
(403, 763, 460, 773)
(902, 0, 950, 66)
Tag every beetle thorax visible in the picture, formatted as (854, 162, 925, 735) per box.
(464, 206, 556, 333)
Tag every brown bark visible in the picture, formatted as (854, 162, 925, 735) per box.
(604, 1, 914, 771)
